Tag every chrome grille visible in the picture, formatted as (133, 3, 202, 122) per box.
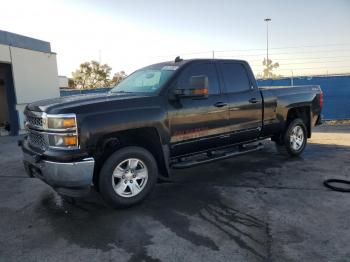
(26, 115, 43, 128)
(28, 131, 48, 150)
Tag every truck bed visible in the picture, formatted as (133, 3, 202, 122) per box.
(259, 85, 323, 138)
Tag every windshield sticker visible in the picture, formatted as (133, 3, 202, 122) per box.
(162, 66, 179, 71)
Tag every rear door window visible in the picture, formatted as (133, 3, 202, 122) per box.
(220, 63, 251, 93)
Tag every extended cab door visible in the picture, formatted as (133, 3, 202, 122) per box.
(167, 61, 230, 157)
(218, 62, 263, 143)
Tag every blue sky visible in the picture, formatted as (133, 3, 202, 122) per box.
(1, 0, 350, 76)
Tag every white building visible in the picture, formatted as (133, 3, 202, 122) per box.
(58, 75, 69, 89)
(0, 30, 59, 136)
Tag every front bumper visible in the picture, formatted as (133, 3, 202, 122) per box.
(21, 140, 95, 197)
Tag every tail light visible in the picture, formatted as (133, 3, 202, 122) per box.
(319, 91, 324, 108)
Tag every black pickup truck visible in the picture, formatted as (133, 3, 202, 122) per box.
(20, 58, 323, 207)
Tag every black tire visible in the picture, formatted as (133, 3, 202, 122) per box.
(324, 179, 350, 192)
(282, 118, 307, 157)
(98, 146, 158, 208)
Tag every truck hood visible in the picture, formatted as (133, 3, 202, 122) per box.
(26, 93, 149, 113)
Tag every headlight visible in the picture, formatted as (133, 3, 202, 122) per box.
(48, 134, 78, 148)
(45, 113, 78, 149)
(47, 115, 76, 129)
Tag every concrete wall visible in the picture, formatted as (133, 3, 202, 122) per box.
(11, 46, 59, 104)
(0, 43, 60, 131)
(0, 44, 11, 63)
(12, 47, 60, 130)
(58, 76, 69, 88)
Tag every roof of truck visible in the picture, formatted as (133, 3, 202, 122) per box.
(143, 58, 249, 70)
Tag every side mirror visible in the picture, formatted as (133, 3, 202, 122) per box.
(174, 75, 209, 99)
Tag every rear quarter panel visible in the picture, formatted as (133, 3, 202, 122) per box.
(260, 85, 322, 137)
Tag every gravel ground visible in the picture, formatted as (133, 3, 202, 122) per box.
(0, 125, 350, 262)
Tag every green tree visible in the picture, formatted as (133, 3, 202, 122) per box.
(110, 71, 127, 87)
(72, 61, 112, 89)
(262, 58, 280, 79)
(68, 78, 75, 89)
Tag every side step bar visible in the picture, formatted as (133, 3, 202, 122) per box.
(171, 143, 264, 169)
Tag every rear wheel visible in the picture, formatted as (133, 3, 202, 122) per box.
(98, 146, 158, 208)
(275, 118, 307, 157)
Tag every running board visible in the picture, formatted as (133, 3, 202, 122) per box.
(171, 143, 264, 169)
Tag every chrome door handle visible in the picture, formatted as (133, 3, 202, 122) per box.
(249, 98, 259, 104)
(214, 102, 228, 107)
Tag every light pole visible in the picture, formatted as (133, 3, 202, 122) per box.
(264, 18, 271, 63)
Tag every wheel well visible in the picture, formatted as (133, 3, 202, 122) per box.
(286, 107, 311, 137)
(92, 127, 169, 188)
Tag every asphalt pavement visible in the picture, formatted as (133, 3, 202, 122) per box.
(1, 125, 350, 262)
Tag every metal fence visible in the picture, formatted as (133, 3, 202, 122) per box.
(60, 75, 350, 120)
(60, 87, 112, 97)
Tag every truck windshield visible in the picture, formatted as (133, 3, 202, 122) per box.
(110, 67, 177, 94)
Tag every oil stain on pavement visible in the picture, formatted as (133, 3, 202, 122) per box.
(34, 179, 271, 261)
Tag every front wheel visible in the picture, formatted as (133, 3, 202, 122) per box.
(98, 146, 158, 208)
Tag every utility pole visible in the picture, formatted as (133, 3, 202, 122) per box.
(264, 18, 271, 63)
(212, 50, 215, 59)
